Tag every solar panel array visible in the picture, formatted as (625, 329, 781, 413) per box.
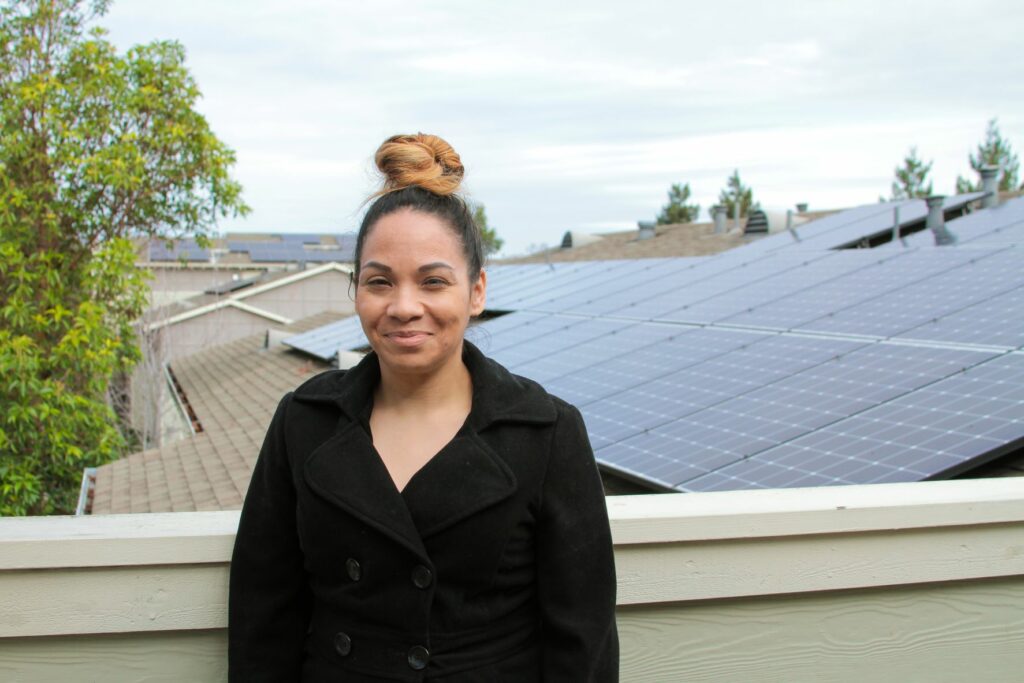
(282, 196, 1024, 492)
(149, 233, 357, 263)
(149, 239, 209, 262)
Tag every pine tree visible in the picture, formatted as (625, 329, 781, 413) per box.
(718, 170, 757, 218)
(471, 203, 503, 256)
(656, 182, 700, 225)
(890, 147, 934, 200)
(955, 118, 1021, 193)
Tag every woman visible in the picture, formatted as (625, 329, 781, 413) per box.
(229, 133, 618, 681)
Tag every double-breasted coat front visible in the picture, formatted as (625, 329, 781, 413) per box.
(229, 341, 619, 682)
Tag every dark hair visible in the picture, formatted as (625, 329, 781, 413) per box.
(354, 134, 484, 283)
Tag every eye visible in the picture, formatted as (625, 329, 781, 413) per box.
(423, 276, 450, 288)
(363, 276, 391, 288)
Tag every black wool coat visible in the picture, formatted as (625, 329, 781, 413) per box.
(229, 341, 619, 682)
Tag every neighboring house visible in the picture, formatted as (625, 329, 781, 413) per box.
(91, 311, 345, 514)
(129, 262, 354, 447)
(139, 231, 356, 307)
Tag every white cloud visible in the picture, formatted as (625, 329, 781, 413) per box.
(101, 0, 1024, 253)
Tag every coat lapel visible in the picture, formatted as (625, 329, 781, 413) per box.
(303, 419, 429, 561)
(400, 430, 516, 539)
(292, 340, 557, 553)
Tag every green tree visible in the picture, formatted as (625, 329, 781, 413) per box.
(656, 182, 700, 225)
(0, 0, 247, 515)
(718, 169, 757, 219)
(890, 147, 934, 200)
(955, 118, 1021, 193)
(471, 202, 503, 256)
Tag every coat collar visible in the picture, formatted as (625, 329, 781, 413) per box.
(294, 340, 555, 558)
(293, 339, 557, 430)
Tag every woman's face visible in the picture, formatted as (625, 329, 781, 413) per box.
(354, 208, 486, 378)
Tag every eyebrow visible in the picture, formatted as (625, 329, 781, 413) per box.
(361, 261, 455, 273)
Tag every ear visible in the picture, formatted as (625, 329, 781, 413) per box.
(469, 269, 487, 317)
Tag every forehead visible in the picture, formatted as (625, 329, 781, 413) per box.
(361, 209, 466, 268)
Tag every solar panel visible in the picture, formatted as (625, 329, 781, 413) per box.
(149, 239, 209, 262)
(901, 196, 1024, 247)
(282, 316, 367, 361)
(598, 342, 997, 489)
(895, 277, 1024, 349)
(798, 246, 1021, 339)
(273, 193, 1022, 493)
(719, 248, 981, 331)
(681, 351, 1024, 491)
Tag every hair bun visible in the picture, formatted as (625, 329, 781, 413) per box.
(374, 133, 464, 197)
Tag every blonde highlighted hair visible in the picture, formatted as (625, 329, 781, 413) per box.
(355, 133, 484, 282)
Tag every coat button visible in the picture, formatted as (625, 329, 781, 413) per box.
(345, 558, 361, 582)
(411, 565, 433, 589)
(407, 645, 430, 670)
(334, 632, 352, 657)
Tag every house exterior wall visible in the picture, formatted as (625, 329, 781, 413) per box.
(162, 306, 276, 363)
(144, 266, 269, 307)
(241, 268, 353, 320)
(1, 479, 1022, 681)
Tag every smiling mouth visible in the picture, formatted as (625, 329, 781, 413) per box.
(384, 331, 432, 346)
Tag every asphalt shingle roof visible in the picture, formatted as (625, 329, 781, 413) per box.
(92, 311, 346, 513)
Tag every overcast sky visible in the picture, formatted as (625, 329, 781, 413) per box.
(103, 0, 1024, 255)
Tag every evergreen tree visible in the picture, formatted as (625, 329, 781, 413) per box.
(955, 118, 1021, 193)
(890, 147, 934, 200)
(471, 203, 503, 256)
(718, 170, 757, 219)
(656, 182, 700, 225)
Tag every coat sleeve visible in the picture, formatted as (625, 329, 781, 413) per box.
(229, 392, 312, 682)
(536, 401, 619, 682)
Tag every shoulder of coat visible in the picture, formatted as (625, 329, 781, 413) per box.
(292, 368, 349, 398)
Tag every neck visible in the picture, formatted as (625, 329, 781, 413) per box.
(374, 344, 473, 412)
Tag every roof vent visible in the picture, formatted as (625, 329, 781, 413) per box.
(336, 350, 365, 370)
(637, 220, 656, 241)
(745, 209, 770, 233)
(560, 231, 604, 249)
(926, 196, 957, 246)
(744, 210, 809, 235)
(979, 165, 1000, 209)
(711, 205, 728, 234)
(265, 328, 291, 348)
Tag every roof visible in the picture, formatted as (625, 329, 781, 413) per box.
(92, 311, 346, 513)
(144, 262, 352, 331)
(291, 194, 1024, 492)
(500, 212, 836, 264)
(144, 232, 357, 264)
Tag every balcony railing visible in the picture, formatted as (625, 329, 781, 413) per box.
(2, 478, 1023, 681)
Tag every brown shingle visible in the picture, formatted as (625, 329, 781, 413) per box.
(91, 310, 346, 514)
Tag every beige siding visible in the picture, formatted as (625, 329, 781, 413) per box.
(145, 266, 268, 307)
(162, 306, 278, 362)
(618, 577, 1024, 682)
(1, 480, 1022, 682)
(241, 268, 353, 319)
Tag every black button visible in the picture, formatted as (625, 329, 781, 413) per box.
(334, 632, 352, 657)
(411, 565, 433, 589)
(408, 645, 429, 670)
(346, 558, 361, 582)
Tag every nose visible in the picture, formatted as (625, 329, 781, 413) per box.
(387, 283, 424, 321)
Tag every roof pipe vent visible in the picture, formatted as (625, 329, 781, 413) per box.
(336, 349, 365, 370)
(926, 196, 956, 246)
(711, 205, 728, 234)
(979, 165, 1000, 209)
(795, 202, 808, 213)
(637, 220, 656, 241)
